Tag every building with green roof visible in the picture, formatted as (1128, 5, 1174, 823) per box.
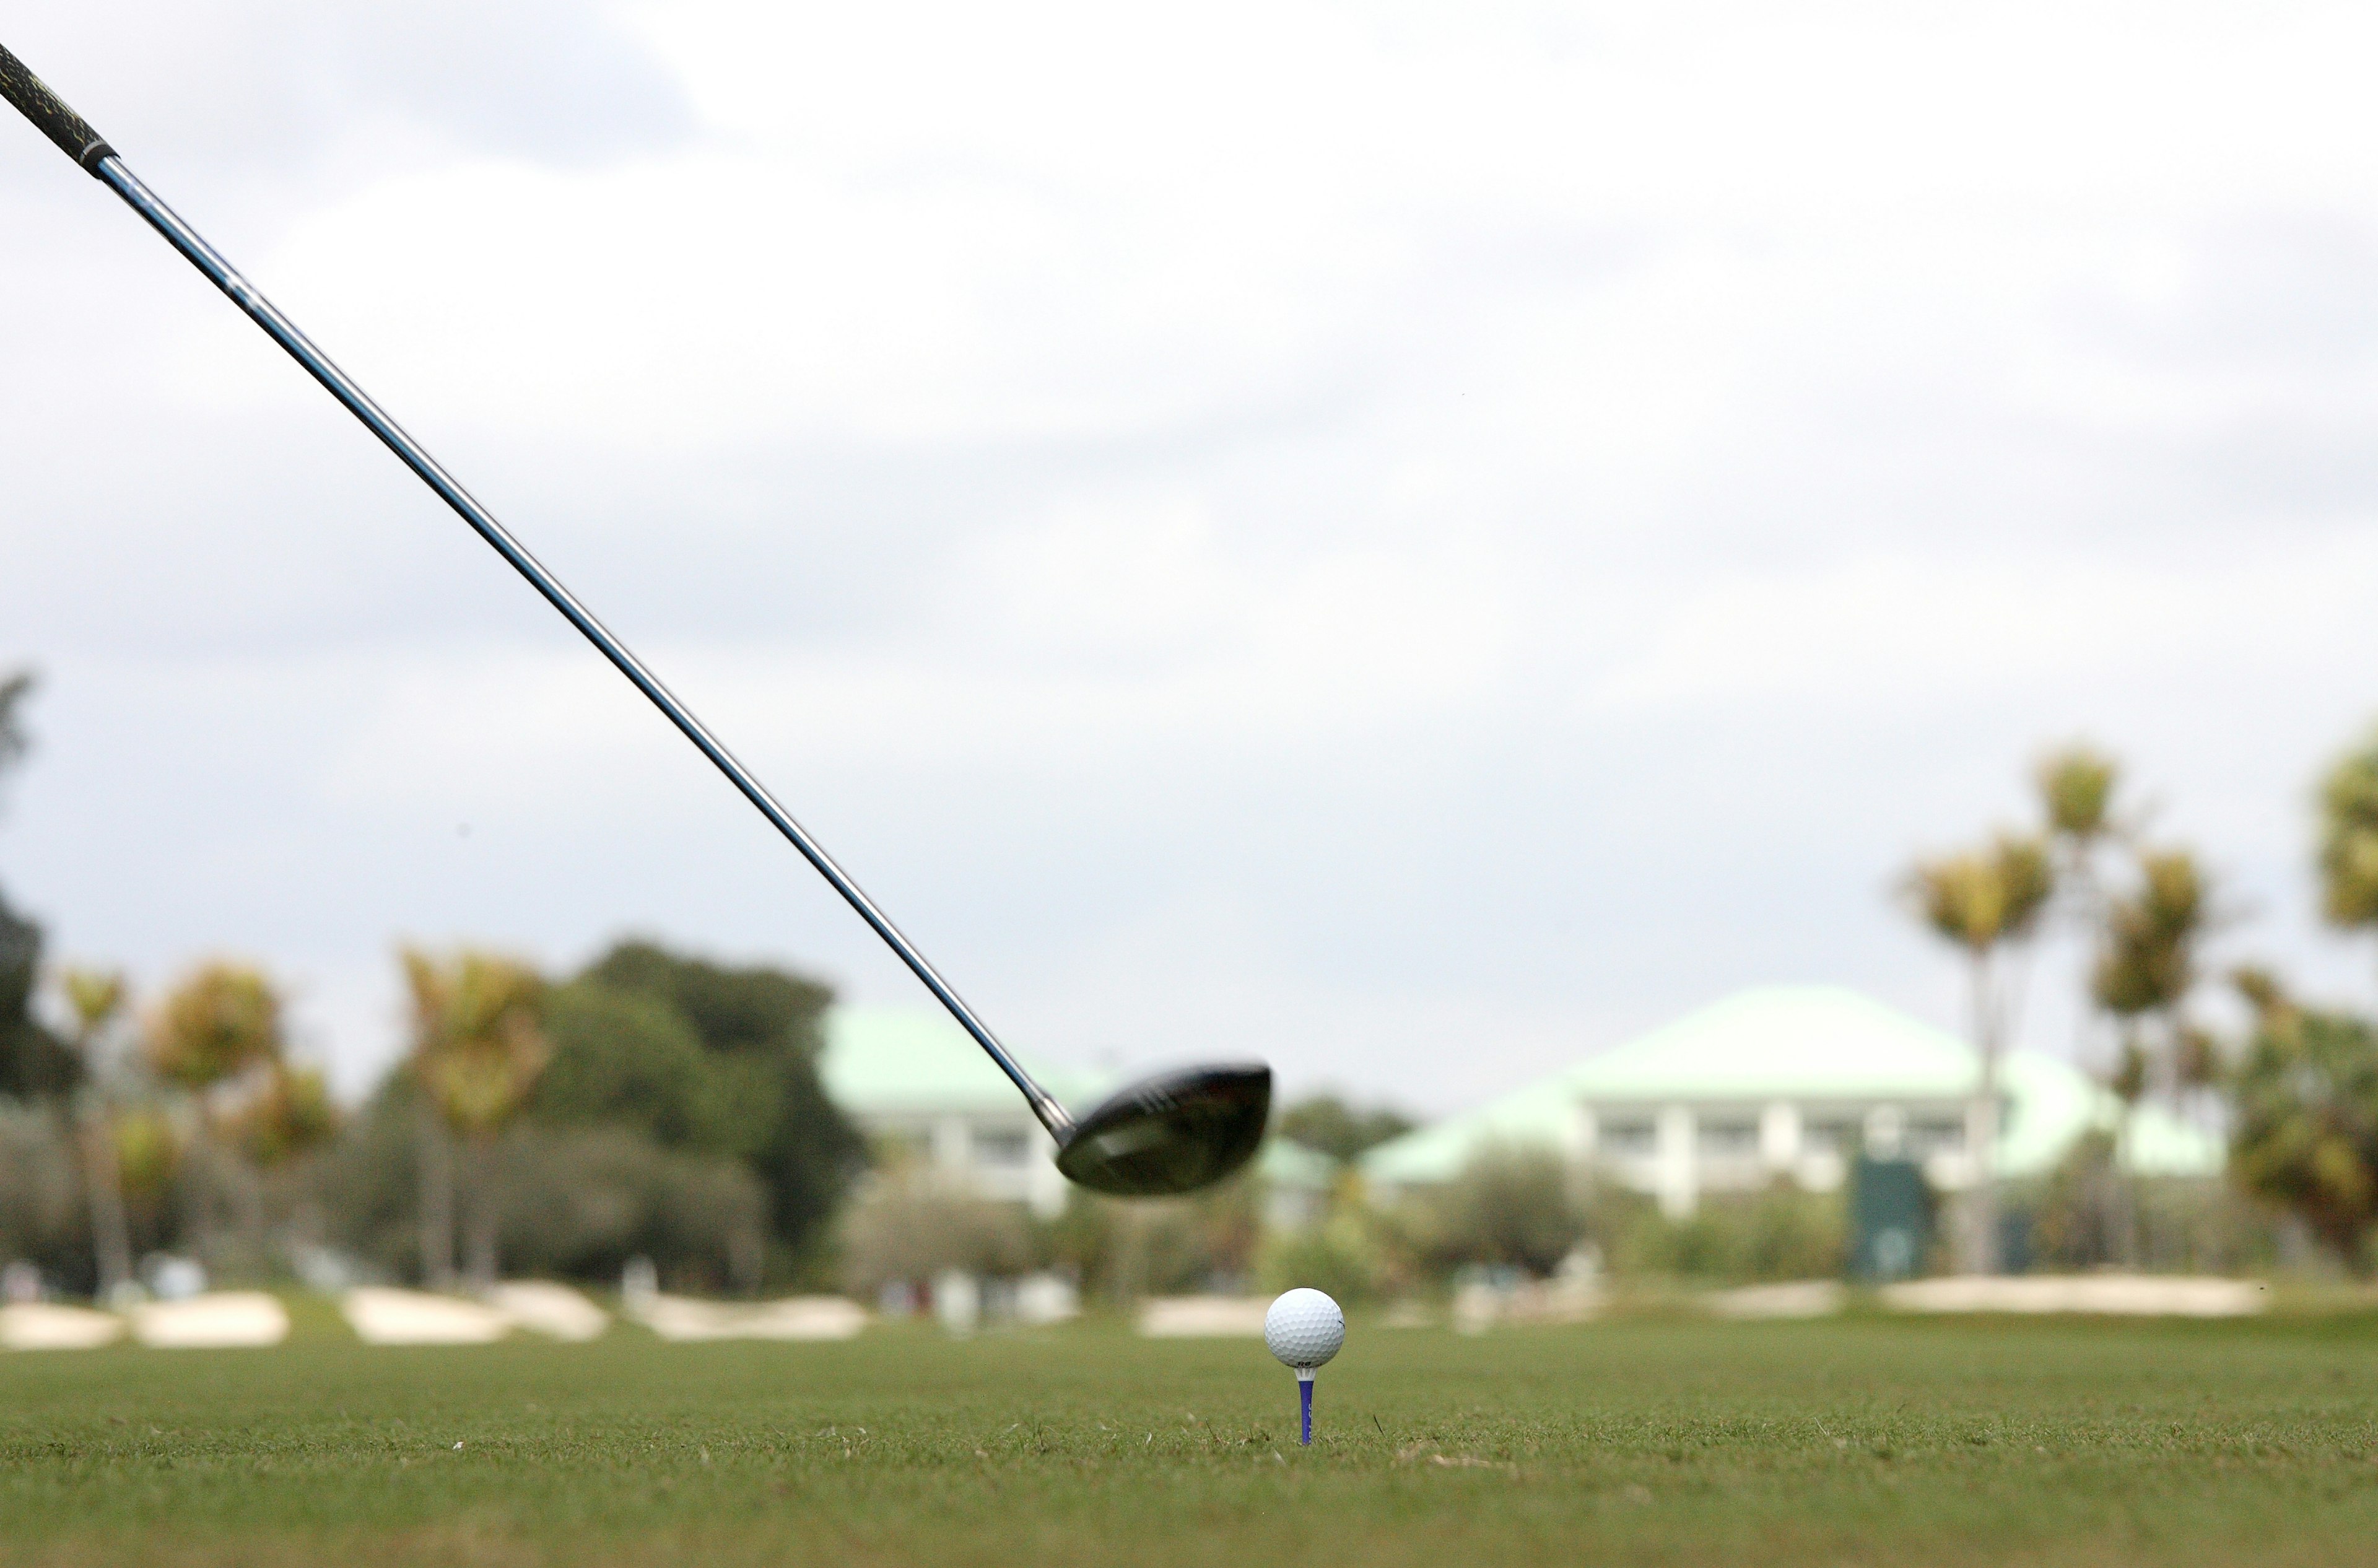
(819, 1006, 1113, 1217)
(819, 1006, 1343, 1225)
(1359, 987, 2221, 1216)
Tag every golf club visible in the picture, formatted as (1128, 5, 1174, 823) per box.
(1, 42, 1270, 1198)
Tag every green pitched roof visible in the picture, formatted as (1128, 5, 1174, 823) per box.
(1358, 987, 2223, 1187)
(1258, 1138, 1340, 1191)
(1566, 987, 1977, 1100)
(819, 1006, 1111, 1119)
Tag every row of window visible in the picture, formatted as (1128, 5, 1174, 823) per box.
(871, 1126, 1037, 1169)
(1594, 1112, 1967, 1159)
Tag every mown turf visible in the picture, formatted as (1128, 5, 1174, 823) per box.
(3, 1309, 2376, 1566)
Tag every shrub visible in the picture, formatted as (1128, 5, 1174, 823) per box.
(1258, 1214, 1382, 1305)
(1421, 1144, 1589, 1275)
(838, 1169, 1032, 1299)
(1608, 1180, 1845, 1283)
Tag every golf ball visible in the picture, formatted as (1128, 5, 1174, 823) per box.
(1264, 1287, 1346, 1370)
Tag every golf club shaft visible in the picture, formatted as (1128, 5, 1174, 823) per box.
(0, 43, 1075, 1141)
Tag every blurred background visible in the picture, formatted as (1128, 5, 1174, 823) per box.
(4, 1, 2377, 1320)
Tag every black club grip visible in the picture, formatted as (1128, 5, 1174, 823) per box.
(0, 42, 113, 172)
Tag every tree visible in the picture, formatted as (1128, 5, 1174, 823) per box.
(146, 961, 285, 1264)
(402, 948, 549, 1294)
(1278, 1094, 1416, 1164)
(61, 969, 135, 1299)
(0, 892, 77, 1102)
(2228, 972, 2378, 1268)
(2318, 725, 2378, 970)
(0, 671, 30, 785)
(1905, 832, 2052, 1274)
(225, 1063, 339, 1172)
(0, 673, 77, 1104)
(2039, 745, 2120, 858)
(2091, 848, 2211, 1094)
(546, 941, 864, 1278)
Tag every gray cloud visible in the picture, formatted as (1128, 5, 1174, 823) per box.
(6, 0, 2378, 1112)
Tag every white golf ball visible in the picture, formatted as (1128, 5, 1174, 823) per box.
(1264, 1287, 1346, 1371)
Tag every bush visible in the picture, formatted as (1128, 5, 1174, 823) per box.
(1421, 1144, 1589, 1275)
(838, 1169, 1032, 1299)
(1258, 1214, 1382, 1305)
(1043, 1175, 1262, 1302)
(320, 1079, 767, 1290)
(496, 1125, 767, 1292)
(1606, 1180, 1845, 1283)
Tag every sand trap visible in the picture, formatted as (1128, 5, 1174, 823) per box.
(343, 1287, 512, 1344)
(1, 1302, 125, 1350)
(490, 1282, 608, 1341)
(1138, 1296, 1270, 1337)
(629, 1293, 868, 1342)
(132, 1292, 289, 1348)
(1883, 1274, 2266, 1317)
(1709, 1281, 1847, 1320)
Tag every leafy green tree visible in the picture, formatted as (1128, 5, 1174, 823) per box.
(2318, 726, 2378, 969)
(403, 948, 549, 1292)
(545, 941, 863, 1278)
(0, 894, 76, 1101)
(0, 673, 77, 1104)
(1905, 833, 2052, 1274)
(2228, 973, 2378, 1268)
(1278, 1094, 1416, 1164)
(534, 983, 766, 1157)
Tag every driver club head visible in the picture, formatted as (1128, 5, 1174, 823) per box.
(1054, 1063, 1272, 1197)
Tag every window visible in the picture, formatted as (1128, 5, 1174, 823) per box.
(1598, 1117, 1656, 1157)
(1696, 1119, 1759, 1157)
(1907, 1118, 1965, 1156)
(1803, 1118, 1860, 1155)
(972, 1130, 1031, 1168)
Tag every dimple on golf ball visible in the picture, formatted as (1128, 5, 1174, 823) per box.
(1264, 1287, 1346, 1371)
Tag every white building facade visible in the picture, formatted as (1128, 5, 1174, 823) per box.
(1362, 987, 2224, 1216)
(817, 1007, 1109, 1217)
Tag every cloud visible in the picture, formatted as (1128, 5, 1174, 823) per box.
(6, 0, 2378, 1106)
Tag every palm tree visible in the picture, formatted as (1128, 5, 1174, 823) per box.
(61, 969, 135, 1301)
(2038, 746, 2120, 873)
(146, 962, 285, 1269)
(2317, 725, 2378, 975)
(1905, 833, 2054, 1274)
(401, 948, 549, 1294)
(2090, 847, 2211, 1266)
(225, 1062, 341, 1266)
(0, 669, 31, 785)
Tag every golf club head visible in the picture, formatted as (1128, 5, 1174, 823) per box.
(1055, 1063, 1271, 1197)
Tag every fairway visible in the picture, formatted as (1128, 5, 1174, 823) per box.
(5, 1312, 2377, 1566)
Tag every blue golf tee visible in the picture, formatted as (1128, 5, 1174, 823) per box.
(1299, 1374, 1314, 1446)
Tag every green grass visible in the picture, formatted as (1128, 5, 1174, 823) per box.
(6, 1310, 2378, 1566)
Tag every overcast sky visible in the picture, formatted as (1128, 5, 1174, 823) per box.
(4, 0, 2376, 1115)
